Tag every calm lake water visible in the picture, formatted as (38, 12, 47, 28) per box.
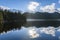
(0, 26, 60, 40)
(0, 19, 60, 40)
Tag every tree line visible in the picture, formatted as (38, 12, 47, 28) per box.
(0, 9, 26, 33)
(0, 9, 60, 33)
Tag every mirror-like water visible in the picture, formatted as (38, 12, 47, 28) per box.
(0, 26, 60, 40)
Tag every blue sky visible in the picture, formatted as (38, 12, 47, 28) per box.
(0, 0, 60, 12)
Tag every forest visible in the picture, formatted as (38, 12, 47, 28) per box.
(0, 9, 26, 33)
(0, 8, 60, 33)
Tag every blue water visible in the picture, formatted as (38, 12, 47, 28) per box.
(0, 26, 60, 40)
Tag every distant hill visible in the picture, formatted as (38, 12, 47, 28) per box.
(23, 12, 60, 19)
(23, 12, 60, 27)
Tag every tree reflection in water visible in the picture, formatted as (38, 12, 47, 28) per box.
(0, 26, 60, 40)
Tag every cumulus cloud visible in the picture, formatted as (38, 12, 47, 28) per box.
(28, 2, 39, 12)
(57, 26, 60, 32)
(57, 8, 60, 13)
(57, 29, 60, 32)
(0, 6, 10, 10)
(40, 27, 55, 36)
(40, 3, 56, 13)
(28, 28, 39, 38)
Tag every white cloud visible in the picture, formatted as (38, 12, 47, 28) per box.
(40, 27, 55, 36)
(40, 3, 56, 13)
(57, 8, 60, 13)
(28, 2, 39, 12)
(28, 28, 39, 38)
(57, 29, 60, 32)
(0, 6, 10, 10)
(57, 26, 60, 32)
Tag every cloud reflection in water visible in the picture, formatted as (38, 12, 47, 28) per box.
(28, 28, 39, 38)
(27, 26, 60, 39)
(40, 27, 55, 36)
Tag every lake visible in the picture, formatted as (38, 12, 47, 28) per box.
(0, 26, 60, 40)
(0, 18, 60, 40)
